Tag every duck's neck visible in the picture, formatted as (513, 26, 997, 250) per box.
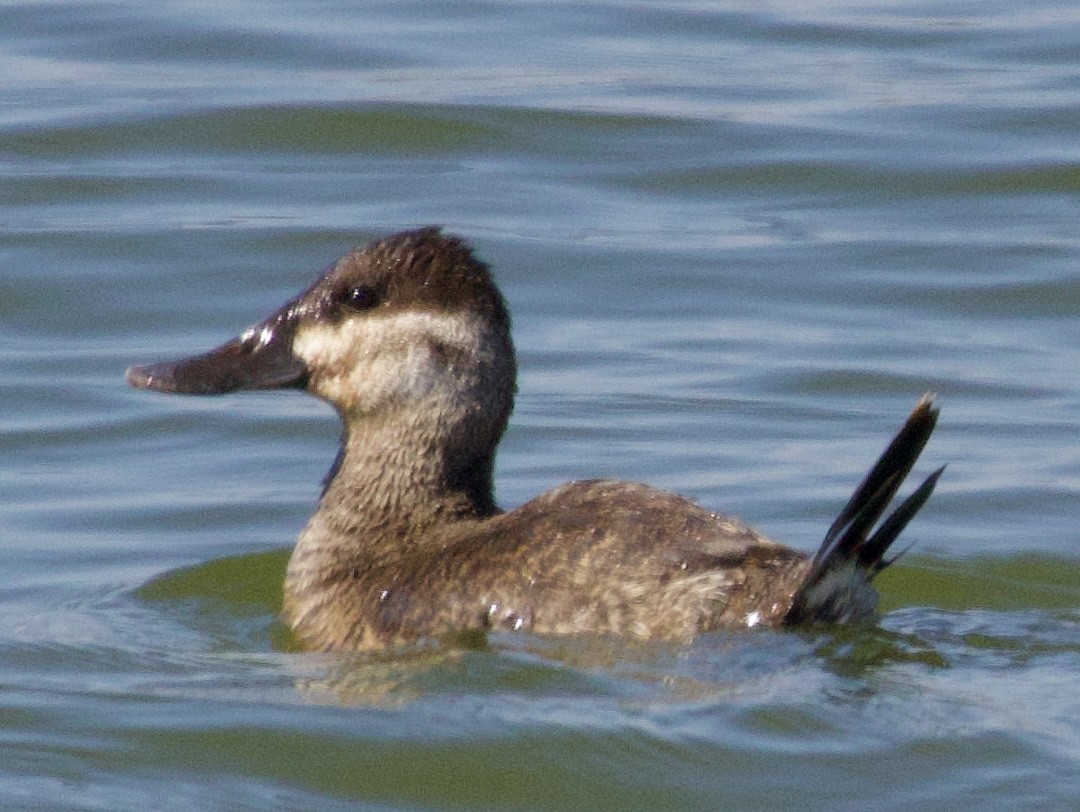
(288, 417, 499, 575)
(337, 418, 495, 520)
(282, 416, 499, 647)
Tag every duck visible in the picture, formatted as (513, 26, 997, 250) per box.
(127, 227, 943, 652)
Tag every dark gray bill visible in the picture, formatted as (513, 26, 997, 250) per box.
(126, 303, 308, 395)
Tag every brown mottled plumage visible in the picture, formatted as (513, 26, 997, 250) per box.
(127, 228, 942, 652)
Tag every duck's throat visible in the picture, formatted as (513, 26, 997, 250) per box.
(304, 422, 499, 560)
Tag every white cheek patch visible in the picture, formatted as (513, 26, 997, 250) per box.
(292, 310, 497, 413)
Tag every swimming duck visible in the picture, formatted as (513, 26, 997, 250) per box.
(127, 227, 943, 652)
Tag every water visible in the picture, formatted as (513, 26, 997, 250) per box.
(3, 0, 1079, 808)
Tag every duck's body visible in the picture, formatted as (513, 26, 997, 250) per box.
(286, 479, 808, 650)
(128, 227, 942, 652)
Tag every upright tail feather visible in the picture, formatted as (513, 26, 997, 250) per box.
(784, 395, 944, 625)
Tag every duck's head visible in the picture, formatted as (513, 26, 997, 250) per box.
(127, 227, 517, 464)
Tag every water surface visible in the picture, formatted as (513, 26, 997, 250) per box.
(2, 1, 1079, 808)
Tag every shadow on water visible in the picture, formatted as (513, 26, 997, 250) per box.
(806, 552, 1080, 680)
(878, 553, 1080, 613)
(136, 548, 293, 651)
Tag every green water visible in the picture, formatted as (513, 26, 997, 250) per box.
(2, 1, 1079, 808)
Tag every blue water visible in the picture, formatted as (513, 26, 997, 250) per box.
(2, 1, 1079, 808)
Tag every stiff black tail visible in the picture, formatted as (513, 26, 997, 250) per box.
(784, 395, 944, 625)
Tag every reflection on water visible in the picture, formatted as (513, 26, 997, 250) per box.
(133, 549, 1080, 717)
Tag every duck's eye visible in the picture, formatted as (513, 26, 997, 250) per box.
(336, 285, 380, 312)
